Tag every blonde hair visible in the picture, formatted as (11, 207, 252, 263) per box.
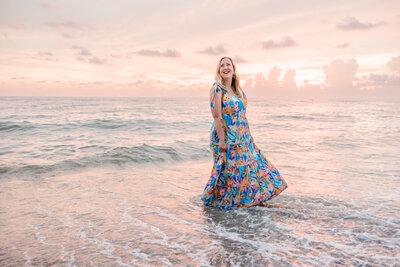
(215, 56, 242, 97)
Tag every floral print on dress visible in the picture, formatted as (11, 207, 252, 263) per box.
(201, 82, 288, 210)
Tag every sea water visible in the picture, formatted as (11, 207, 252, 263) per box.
(0, 96, 399, 266)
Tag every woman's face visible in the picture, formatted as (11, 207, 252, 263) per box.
(219, 58, 234, 81)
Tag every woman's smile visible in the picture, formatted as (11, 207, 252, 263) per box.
(219, 58, 233, 79)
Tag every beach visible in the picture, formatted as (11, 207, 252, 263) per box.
(0, 96, 399, 266)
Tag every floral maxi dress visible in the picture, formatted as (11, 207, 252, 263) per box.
(201, 82, 288, 210)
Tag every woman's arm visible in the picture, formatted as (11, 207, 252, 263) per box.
(210, 85, 226, 151)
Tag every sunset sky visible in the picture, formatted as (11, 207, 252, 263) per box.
(1, 0, 399, 99)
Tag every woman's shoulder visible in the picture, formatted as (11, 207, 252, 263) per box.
(212, 82, 226, 93)
(210, 82, 220, 93)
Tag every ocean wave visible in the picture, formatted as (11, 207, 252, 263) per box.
(0, 142, 211, 179)
(0, 122, 36, 132)
(269, 114, 328, 121)
(0, 119, 200, 133)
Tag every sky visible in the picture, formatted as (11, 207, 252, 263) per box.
(0, 0, 399, 99)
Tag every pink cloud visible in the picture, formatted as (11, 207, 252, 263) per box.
(61, 32, 75, 39)
(44, 19, 82, 29)
(334, 43, 350, 48)
(262, 36, 297, 50)
(136, 49, 181, 58)
(71, 46, 107, 65)
(233, 55, 248, 63)
(39, 2, 54, 9)
(387, 56, 400, 74)
(323, 59, 358, 92)
(244, 67, 300, 99)
(197, 44, 227, 55)
(241, 58, 400, 99)
(336, 16, 383, 30)
(355, 73, 400, 91)
(35, 51, 58, 61)
(72, 46, 92, 56)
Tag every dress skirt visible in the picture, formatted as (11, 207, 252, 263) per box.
(201, 82, 288, 210)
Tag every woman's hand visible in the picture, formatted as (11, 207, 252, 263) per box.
(218, 141, 227, 153)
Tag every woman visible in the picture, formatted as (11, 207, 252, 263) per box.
(201, 56, 288, 210)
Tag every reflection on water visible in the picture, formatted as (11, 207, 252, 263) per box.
(0, 160, 399, 266)
(202, 194, 399, 266)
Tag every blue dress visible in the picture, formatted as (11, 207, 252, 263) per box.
(201, 82, 288, 209)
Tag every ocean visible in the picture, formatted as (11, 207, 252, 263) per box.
(0, 96, 399, 266)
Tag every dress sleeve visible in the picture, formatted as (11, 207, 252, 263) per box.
(210, 82, 221, 109)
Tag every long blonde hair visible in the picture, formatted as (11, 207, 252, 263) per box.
(215, 56, 242, 97)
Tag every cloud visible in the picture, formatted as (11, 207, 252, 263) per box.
(335, 42, 350, 48)
(2, 76, 209, 98)
(261, 36, 297, 49)
(361, 73, 400, 86)
(197, 44, 227, 55)
(136, 48, 181, 57)
(267, 66, 281, 84)
(323, 59, 358, 91)
(244, 67, 295, 98)
(76, 56, 106, 65)
(10, 76, 29, 80)
(61, 32, 75, 39)
(243, 67, 326, 100)
(44, 19, 82, 29)
(243, 59, 365, 99)
(245, 69, 278, 90)
(336, 16, 383, 30)
(281, 69, 296, 89)
(244, 58, 398, 100)
(33, 51, 58, 61)
(72, 46, 92, 56)
(387, 56, 400, 74)
(72, 46, 106, 65)
(39, 2, 54, 9)
(355, 73, 400, 98)
(233, 55, 248, 63)
(87, 56, 106, 65)
(38, 51, 52, 57)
